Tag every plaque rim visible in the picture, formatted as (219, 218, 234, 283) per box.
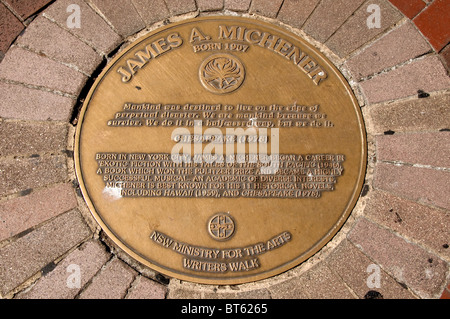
(74, 16, 367, 285)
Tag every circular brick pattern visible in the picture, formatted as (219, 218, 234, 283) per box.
(0, 0, 449, 299)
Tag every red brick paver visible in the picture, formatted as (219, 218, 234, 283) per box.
(168, 281, 272, 299)
(164, 0, 197, 16)
(15, 240, 110, 299)
(389, 0, 426, 19)
(345, 21, 431, 80)
(0, 155, 67, 197)
(441, 283, 450, 299)
(302, 0, 366, 43)
(349, 218, 448, 299)
(0, 3, 24, 54)
(78, 257, 137, 299)
(131, 0, 170, 26)
(0, 46, 87, 96)
(0, 121, 68, 156)
(0, 183, 77, 241)
(0, 82, 75, 121)
(88, 0, 145, 38)
(413, 0, 450, 52)
(326, 240, 417, 298)
(3, 0, 53, 21)
(441, 44, 450, 70)
(359, 55, 450, 104)
(268, 263, 355, 299)
(249, 0, 284, 18)
(364, 191, 450, 259)
(374, 163, 450, 210)
(277, 0, 320, 29)
(0, 209, 90, 297)
(125, 276, 167, 299)
(365, 93, 450, 134)
(15, 15, 102, 75)
(43, 0, 122, 56)
(224, 0, 251, 12)
(196, 0, 223, 12)
(376, 131, 450, 168)
(325, 0, 403, 58)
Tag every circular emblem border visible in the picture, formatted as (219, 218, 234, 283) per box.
(208, 213, 236, 241)
(199, 53, 246, 94)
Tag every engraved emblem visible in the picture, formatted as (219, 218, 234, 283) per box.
(199, 54, 245, 94)
(208, 213, 235, 241)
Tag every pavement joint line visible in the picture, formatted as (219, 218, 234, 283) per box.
(0, 77, 78, 99)
(355, 51, 438, 83)
(362, 211, 450, 264)
(363, 88, 450, 110)
(12, 44, 94, 78)
(84, 0, 134, 37)
(377, 160, 450, 172)
(323, 0, 370, 45)
(0, 0, 24, 23)
(0, 180, 73, 203)
(368, 185, 450, 222)
(344, 17, 411, 63)
(333, 17, 409, 62)
(41, 11, 118, 58)
(346, 217, 422, 297)
(72, 250, 115, 299)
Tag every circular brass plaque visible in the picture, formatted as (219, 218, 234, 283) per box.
(75, 16, 366, 284)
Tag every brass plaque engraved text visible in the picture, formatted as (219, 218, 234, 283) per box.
(75, 17, 366, 284)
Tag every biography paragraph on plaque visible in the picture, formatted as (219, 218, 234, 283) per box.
(96, 152, 345, 199)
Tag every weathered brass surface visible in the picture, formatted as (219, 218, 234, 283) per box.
(75, 16, 366, 284)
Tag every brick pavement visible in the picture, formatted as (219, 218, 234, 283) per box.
(0, 0, 448, 299)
